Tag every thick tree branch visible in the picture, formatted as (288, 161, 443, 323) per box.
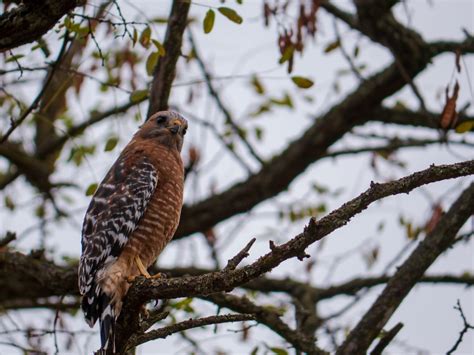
(146, 0, 190, 116)
(1, 161, 472, 304)
(369, 106, 474, 130)
(317, 274, 474, 300)
(111, 160, 474, 352)
(337, 182, 474, 354)
(175, 31, 456, 239)
(0, 251, 78, 302)
(0, 0, 83, 51)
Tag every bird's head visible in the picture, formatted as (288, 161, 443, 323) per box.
(138, 110, 188, 152)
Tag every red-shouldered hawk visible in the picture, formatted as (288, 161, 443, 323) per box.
(78, 111, 187, 353)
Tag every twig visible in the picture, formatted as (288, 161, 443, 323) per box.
(8, 50, 23, 78)
(0, 32, 70, 144)
(127, 314, 254, 349)
(112, 0, 133, 39)
(0, 231, 16, 247)
(224, 238, 256, 271)
(53, 304, 61, 355)
(333, 20, 365, 82)
(188, 31, 264, 168)
(446, 300, 474, 354)
(202, 293, 321, 354)
(370, 322, 403, 355)
(177, 108, 253, 174)
(87, 19, 105, 66)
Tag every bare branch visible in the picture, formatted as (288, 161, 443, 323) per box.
(189, 31, 265, 168)
(446, 300, 474, 355)
(370, 323, 403, 355)
(113, 160, 474, 353)
(202, 293, 324, 355)
(337, 182, 474, 354)
(147, 0, 191, 116)
(0, 231, 16, 248)
(224, 238, 256, 271)
(127, 313, 255, 349)
(0, 32, 70, 144)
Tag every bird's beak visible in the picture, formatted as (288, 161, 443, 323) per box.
(169, 119, 182, 135)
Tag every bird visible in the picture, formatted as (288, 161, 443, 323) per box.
(78, 111, 188, 353)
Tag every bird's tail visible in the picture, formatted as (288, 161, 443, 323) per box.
(99, 299, 116, 353)
(82, 283, 116, 354)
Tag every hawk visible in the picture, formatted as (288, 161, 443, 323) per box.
(78, 111, 188, 353)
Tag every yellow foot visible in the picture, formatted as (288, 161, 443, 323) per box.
(149, 272, 163, 279)
(134, 256, 162, 279)
(135, 255, 151, 278)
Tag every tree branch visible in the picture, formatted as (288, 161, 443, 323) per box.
(175, 36, 452, 239)
(113, 160, 474, 352)
(0, 0, 83, 51)
(202, 293, 325, 355)
(0, 32, 70, 144)
(337, 182, 474, 354)
(146, 0, 190, 116)
(446, 300, 474, 354)
(127, 313, 255, 350)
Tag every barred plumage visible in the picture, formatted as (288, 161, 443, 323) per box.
(79, 111, 187, 353)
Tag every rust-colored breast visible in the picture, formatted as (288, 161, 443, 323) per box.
(117, 142, 184, 274)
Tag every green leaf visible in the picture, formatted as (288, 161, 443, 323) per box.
(86, 183, 98, 196)
(139, 27, 152, 48)
(291, 76, 314, 89)
(6, 54, 24, 63)
(251, 75, 265, 95)
(270, 93, 293, 108)
(455, 120, 474, 133)
(203, 9, 215, 34)
(269, 347, 288, 355)
(278, 45, 294, 64)
(353, 45, 360, 58)
(4, 196, 15, 211)
(152, 39, 166, 56)
(104, 137, 119, 152)
(35, 205, 45, 218)
(254, 126, 263, 141)
(218, 7, 243, 24)
(132, 28, 138, 47)
(146, 52, 159, 76)
(324, 39, 340, 53)
(130, 89, 148, 103)
(172, 298, 195, 313)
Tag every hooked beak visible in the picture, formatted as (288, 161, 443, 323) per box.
(169, 119, 182, 135)
(169, 125, 180, 134)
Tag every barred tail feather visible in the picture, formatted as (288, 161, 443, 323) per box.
(81, 283, 116, 353)
(100, 301, 116, 353)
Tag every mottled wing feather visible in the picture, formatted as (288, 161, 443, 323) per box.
(78, 156, 158, 296)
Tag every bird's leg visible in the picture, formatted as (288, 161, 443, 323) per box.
(134, 256, 163, 279)
(135, 255, 152, 278)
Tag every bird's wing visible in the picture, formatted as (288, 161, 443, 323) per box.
(78, 155, 158, 296)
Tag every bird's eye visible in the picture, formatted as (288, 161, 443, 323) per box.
(182, 128, 187, 135)
(156, 116, 167, 124)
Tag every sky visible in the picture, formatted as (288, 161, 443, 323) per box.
(1, 0, 473, 354)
